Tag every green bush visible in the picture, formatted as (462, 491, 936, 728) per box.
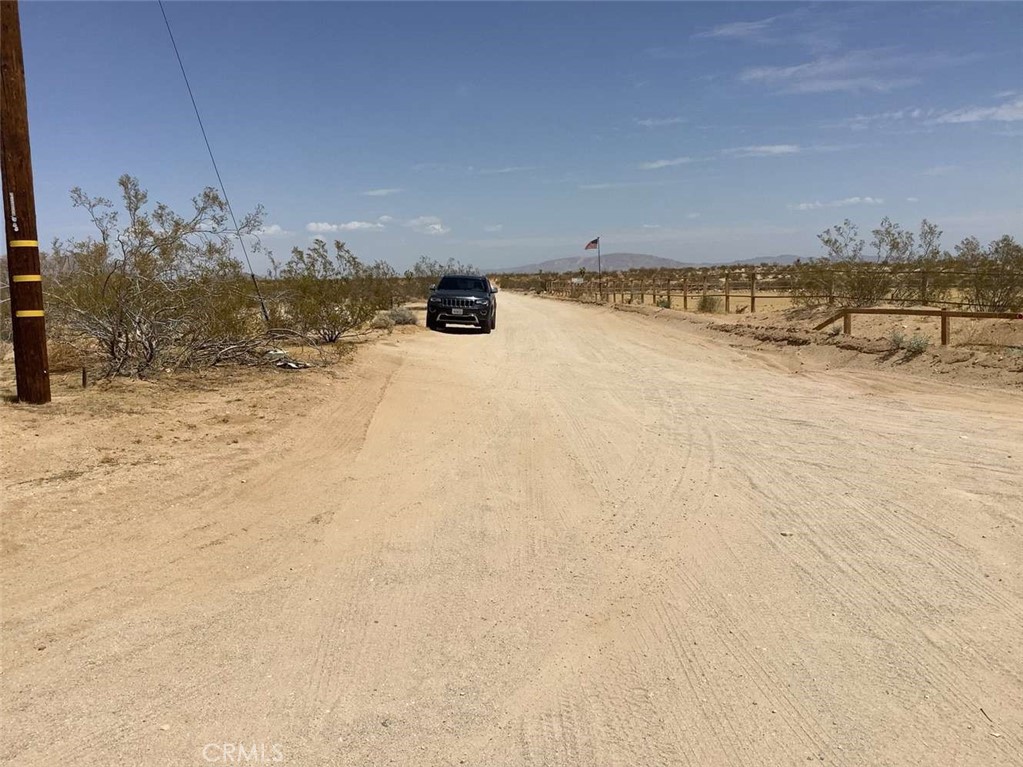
(272, 238, 392, 343)
(905, 335, 930, 355)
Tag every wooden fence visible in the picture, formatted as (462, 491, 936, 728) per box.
(813, 308, 1023, 345)
(541, 266, 1022, 314)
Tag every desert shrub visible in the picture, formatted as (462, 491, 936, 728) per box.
(400, 256, 479, 301)
(388, 307, 417, 325)
(806, 218, 968, 307)
(369, 312, 395, 331)
(45, 175, 269, 377)
(803, 219, 900, 305)
(272, 238, 391, 342)
(697, 294, 722, 313)
(887, 220, 956, 306)
(656, 298, 671, 309)
(789, 260, 834, 307)
(904, 335, 930, 355)
(956, 235, 1023, 311)
(888, 329, 929, 354)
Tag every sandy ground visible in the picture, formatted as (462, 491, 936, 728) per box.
(2, 293, 1022, 766)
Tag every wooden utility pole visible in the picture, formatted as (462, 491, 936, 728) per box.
(2, 0, 50, 404)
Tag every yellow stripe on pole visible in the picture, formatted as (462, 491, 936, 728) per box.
(9, 239, 38, 247)
(15, 310, 44, 318)
(11, 274, 41, 282)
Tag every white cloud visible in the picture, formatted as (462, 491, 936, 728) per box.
(642, 224, 661, 229)
(695, 17, 779, 41)
(405, 216, 450, 235)
(306, 222, 338, 233)
(843, 96, 1023, 129)
(256, 224, 288, 236)
(789, 196, 884, 211)
(336, 221, 385, 232)
(840, 107, 935, 130)
(932, 96, 1023, 124)
(362, 188, 403, 197)
(638, 156, 694, 170)
(723, 144, 801, 158)
(738, 49, 960, 94)
(478, 166, 537, 175)
(377, 215, 394, 224)
(906, 197, 919, 203)
(635, 116, 686, 128)
(579, 179, 679, 190)
(306, 220, 386, 233)
(484, 224, 504, 233)
(692, 8, 841, 53)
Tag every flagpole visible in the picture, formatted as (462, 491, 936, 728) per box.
(597, 238, 602, 302)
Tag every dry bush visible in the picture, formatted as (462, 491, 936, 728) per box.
(45, 339, 87, 373)
(398, 256, 479, 302)
(697, 294, 722, 313)
(270, 238, 393, 343)
(955, 235, 1023, 311)
(369, 312, 396, 331)
(388, 307, 417, 325)
(45, 175, 272, 377)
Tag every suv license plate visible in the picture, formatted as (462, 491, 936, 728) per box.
(451, 308, 464, 315)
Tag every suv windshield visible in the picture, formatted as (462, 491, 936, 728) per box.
(437, 277, 488, 292)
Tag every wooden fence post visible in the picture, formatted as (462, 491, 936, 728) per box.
(749, 269, 757, 313)
(724, 271, 731, 313)
(683, 277, 689, 310)
(843, 310, 852, 335)
(666, 278, 672, 309)
(940, 309, 950, 345)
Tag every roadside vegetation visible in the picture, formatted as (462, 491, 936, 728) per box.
(502, 217, 1022, 313)
(0, 175, 478, 379)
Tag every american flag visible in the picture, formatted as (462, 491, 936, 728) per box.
(584, 237, 599, 250)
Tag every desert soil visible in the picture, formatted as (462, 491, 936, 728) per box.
(2, 292, 1021, 766)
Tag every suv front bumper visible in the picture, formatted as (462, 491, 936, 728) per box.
(428, 304, 490, 325)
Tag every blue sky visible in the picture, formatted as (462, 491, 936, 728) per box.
(18, 1, 1023, 271)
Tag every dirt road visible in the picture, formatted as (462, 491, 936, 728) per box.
(3, 293, 1021, 766)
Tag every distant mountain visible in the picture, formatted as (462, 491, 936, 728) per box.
(717, 254, 804, 267)
(495, 252, 806, 274)
(495, 252, 687, 274)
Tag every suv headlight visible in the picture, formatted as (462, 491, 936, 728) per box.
(428, 296, 441, 303)
(476, 298, 490, 306)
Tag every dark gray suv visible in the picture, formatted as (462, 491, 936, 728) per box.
(426, 274, 498, 333)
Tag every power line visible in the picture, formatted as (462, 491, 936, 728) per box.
(157, 0, 270, 324)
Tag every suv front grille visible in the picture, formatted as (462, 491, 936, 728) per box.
(441, 297, 475, 308)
